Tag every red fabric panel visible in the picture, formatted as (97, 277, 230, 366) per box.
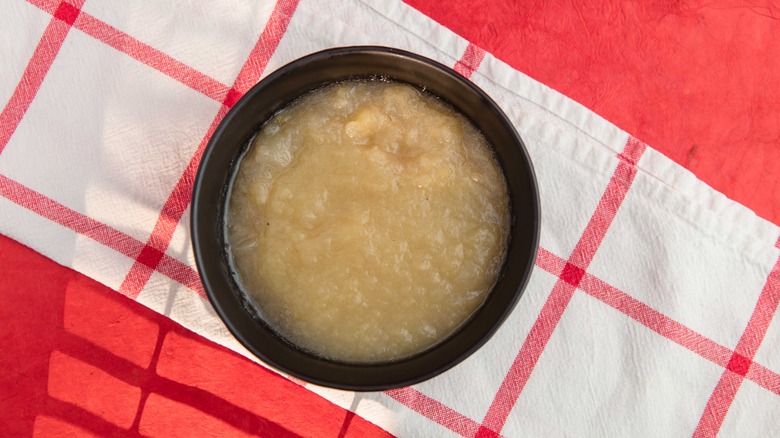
(405, 0, 780, 225)
(0, 234, 392, 437)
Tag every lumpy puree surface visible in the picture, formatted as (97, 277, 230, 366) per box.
(227, 81, 509, 363)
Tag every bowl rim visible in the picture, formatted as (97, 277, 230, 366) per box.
(191, 45, 541, 391)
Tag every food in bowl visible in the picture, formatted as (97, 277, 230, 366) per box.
(192, 46, 540, 390)
(226, 80, 510, 363)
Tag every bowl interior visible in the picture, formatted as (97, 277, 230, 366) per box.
(191, 46, 540, 391)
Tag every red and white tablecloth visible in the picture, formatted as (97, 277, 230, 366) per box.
(2, 0, 780, 436)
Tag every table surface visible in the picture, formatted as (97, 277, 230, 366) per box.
(2, 1, 779, 436)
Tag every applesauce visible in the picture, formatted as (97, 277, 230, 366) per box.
(226, 80, 510, 363)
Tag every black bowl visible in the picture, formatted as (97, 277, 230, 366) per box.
(191, 46, 540, 391)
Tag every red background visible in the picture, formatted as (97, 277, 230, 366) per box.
(408, 0, 780, 225)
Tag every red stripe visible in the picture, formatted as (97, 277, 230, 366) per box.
(453, 43, 486, 79)
(693, 372, 744, 438)
(479, 137, 646, 434)
(117, 104, 230, 298)
(0, 0, 85, 155)
(536, 248, 735, 367)
(480, 279, 578, 436)
(0, 174, 205, 298)
(534, 247, 567, 276)
(693, 239, 780, 437)
(156, 253, 207, 298)
(26, 0, 58, 14)
(732, 238, 780, 360)
(118, 0, 299, 298)
(74, 13, 230, 103)
(121, 251, 206, 299)
(0, 174, 143, 259)
(569, 138, 646, 269)
(26, 0, 231, 103)
(580, 274, 734, 367)
(231, 0, 300, 96)
(384, 387, 482, 437)
(746, 363, 780, 397)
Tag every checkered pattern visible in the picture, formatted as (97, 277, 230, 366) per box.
(2, 0, 780, 436)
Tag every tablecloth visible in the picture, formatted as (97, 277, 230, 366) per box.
(2, 0, 780, 436)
